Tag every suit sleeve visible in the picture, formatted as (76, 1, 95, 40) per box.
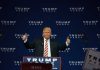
(58, 42, 69, 51)
(58, 44, 68, 51)
(24, 41, 35, 49)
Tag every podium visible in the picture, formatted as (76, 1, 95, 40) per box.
(21, 62, 52, 70)
(21, 56, 61, 70)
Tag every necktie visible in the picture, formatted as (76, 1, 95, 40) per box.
(44, 40, 48, 57)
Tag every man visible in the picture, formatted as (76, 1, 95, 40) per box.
(21, 27, 70, 57)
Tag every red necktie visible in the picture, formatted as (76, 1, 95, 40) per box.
(44, 40, 48, 57)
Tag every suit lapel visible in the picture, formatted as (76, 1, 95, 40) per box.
(50, 39, 53, 56)
(40, 38, 44, 56)
(41, 38, 53, 56)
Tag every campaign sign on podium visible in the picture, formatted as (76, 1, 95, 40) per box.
(23, 56, 61, 70)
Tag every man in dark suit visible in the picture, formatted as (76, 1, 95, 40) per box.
(21, 27, 70, 57)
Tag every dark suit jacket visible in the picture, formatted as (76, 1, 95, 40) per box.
(24, 37, 67, 57)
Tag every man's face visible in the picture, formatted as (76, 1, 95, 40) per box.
(42, 28, 52, 39)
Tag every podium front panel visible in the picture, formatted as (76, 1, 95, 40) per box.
(22, 56, 61, 70)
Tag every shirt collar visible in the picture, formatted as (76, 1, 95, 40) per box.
(44, 38, 50, 42)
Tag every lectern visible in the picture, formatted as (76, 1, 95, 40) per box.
(21, 62, 52, 70)
(21, 56, 61, 70)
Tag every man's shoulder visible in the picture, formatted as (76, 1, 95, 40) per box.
(34, 37, 58, 42)
(34, 37, 43, 41)
(50, 38, 58, 43)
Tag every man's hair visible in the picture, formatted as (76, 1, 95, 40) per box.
(43, 27, 52, 32)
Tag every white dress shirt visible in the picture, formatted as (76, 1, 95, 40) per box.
(44, 38, 51, 57)
(43, 38, 69, 57)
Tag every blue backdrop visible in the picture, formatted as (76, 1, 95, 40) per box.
(0, 0, 100, 70)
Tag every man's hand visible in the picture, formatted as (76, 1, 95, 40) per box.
(21, 33, 28, 43)
(66, 36, 71, 46)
